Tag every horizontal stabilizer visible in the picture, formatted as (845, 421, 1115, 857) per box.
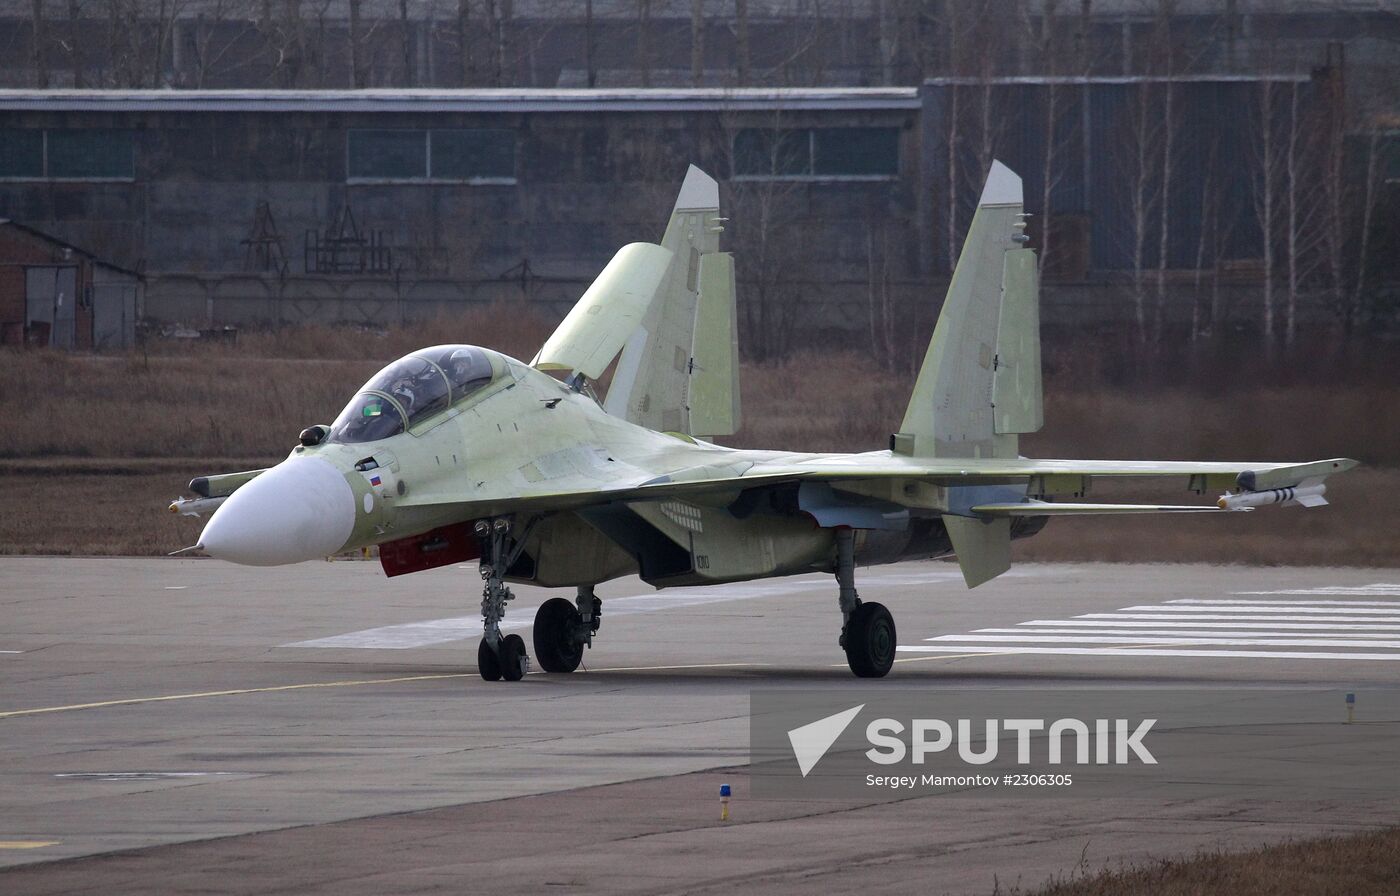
(944, 515, 1011, 588)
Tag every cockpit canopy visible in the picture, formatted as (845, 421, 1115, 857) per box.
(328, 345, 497, 444)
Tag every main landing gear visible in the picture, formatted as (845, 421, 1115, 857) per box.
(836, 529, 896, 678)
(476, 517, 533, 682)
(532, 585, 602, 673)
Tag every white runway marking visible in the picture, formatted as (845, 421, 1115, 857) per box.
(1017, 619, 1400, 631)
(973, 627, 1400, 639)
(896, 646, 1400, 661)
(1077, 613, 1400, 623)
(1119, 605, 1400, 616)
(285, 568, 968, 650)
(932, 634, 1400, 648)
(1233, 584, 1400, 596)
(1171, 598, 1400, 607)
(1, 650, 23, 654)
(903, 583, 1400, 663)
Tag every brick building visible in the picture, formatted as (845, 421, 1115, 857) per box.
(0, 218, 140, 348)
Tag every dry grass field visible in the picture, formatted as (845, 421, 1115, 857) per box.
(0, 312, 1394, 564)
(1024, 828, 1400, 896)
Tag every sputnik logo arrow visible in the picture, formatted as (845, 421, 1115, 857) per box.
(787, 704, 864, 777)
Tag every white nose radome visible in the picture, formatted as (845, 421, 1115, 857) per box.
(200, 457, 356, 566)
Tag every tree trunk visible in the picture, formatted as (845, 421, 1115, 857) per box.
(351, 0, 365, 87)
(32, 0, 50, 88)
(1284, 81, 1301, 345)
(585, 0, 596, 87)
(1038, 0, 1060, 278)
(1260, 81, 1276, 343)
(735, 0, 749, 83)
(690, 0, 704, 86)
(66, 0, 82, 87)
(637, 0, 651, 87)
(399, 0, 413, 87)
(945, 84, 960, 271)
(1348, 132, 1382, 333)
(1154, 80, 1174, 342)
(496, 0, 511, 87)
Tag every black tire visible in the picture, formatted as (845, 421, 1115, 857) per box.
(844, 602, 896, 678)
(478, 638, 502, 681)
(500, 633, 527, 681)
(533, 597, 584, 673)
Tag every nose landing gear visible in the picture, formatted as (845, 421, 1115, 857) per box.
(476, 517, 535, 682)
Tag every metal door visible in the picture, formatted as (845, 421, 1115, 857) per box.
(26, 266, 78, 348)
(93, 282, 135, 349)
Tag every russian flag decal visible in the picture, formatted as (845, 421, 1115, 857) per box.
(369, 474, 382, 487)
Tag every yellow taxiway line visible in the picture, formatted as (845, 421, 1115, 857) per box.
(891, 652, 1004, 665)
(0, 841, 60, 849)
(577, 662, 771, 673)
(826, 652, 998, 667)
(0, 673, 476, 720)
(0, 663, 783, 720)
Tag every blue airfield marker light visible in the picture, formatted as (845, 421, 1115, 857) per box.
(1346, 692, 1355, 724)
(720, 783, 731, 821)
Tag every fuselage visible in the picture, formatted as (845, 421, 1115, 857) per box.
(198, 344, 981, 584)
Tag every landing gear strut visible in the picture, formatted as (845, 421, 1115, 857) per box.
(836, 529, 896, 678)
(476, 517, 535, 682)
(533, 585, 602, 673)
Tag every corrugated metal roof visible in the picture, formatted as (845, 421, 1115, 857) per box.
(923, 74, 1311, 86)
(0, 88, 921, 113)
(0, 219, 142, 277)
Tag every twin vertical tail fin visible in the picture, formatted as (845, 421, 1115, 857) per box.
(896, 161, 1044, 587)
(896, 160, 1042, 460)
(604, 165, 740, 438)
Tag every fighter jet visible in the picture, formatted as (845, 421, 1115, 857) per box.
(172, 163, 1356, 680)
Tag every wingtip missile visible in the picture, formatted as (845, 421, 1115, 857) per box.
(1218, 483, 1327, 511)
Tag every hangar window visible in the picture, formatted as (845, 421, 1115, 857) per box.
(47, 130, 136, 179)
(348, 129, 427, 179)
(0, 129, 135, 180)
(347, 129, 516, 183)
(0, 130, 43, 178)
(430, 130, 515, 180)
(733, 127, 899, 180)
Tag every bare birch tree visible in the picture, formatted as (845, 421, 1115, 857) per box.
(718, 112, 808, 361)
(734, 0, 749, 84)
(636, 0, 651, 87)
(691, 0, 704, 85)
(1248, 77, 1283, 343)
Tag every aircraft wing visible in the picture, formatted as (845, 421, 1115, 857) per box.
(395, 453, 1358, 518)
(732, 454, 1358, 489)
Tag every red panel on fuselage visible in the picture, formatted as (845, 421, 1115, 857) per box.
(378, 522, 480, 577)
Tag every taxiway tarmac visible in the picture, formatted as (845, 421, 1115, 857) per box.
(1, 557, 1397, 894)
